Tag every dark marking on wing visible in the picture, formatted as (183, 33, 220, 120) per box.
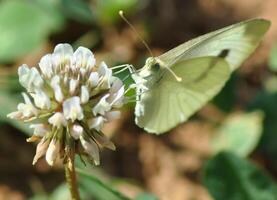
(218, 49, 230, 58)
(193, 49, 230, 82)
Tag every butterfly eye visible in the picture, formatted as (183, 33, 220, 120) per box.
(153, 63, 160, 70)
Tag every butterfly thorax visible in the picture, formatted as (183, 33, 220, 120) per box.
(131, 57, 165, 117)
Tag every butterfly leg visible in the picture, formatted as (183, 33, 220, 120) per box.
(112, 64, 138, 84)
(111, 64, 136, 75)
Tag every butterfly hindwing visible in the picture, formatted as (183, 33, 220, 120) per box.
(135, 56, 230, 134)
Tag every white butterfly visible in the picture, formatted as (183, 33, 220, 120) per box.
(121, 19, 270, 134)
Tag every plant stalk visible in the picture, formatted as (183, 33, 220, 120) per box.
(65, 159, 81, 200)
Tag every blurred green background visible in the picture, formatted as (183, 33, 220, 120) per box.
(0, 0, 277, 200)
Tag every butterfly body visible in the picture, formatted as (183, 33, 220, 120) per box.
(131, 19, 270, 134)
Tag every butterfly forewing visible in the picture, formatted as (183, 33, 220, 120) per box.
(158, 19, 270, 71)
(135, 56, 231, 134)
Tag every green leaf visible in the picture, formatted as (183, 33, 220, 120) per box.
(96, 0, 138, 24)
(50, 184, 71, 200)
(135, 193, 158, 200)
(29, 184, 71, 200)
(211, 111, 264, 157)
(0, 0, 64, 63)
(203, 152, 277, 200)
(33, 0, 65, 32)
(269, 43, 277, 72)
(213, 74, 237, 112)
(60, 0, 93, 23)
(264, 76, 277, 93)
(77, 168, 131, 200)
(248, 91, 277, 162)
(28, 195, 48, 200)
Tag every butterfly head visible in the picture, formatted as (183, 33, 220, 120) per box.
(142, 57, 163, 75)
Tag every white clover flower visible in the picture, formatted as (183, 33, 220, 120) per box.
(7, 43, 126, 166)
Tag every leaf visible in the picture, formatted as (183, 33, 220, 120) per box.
(247, 91, 277, 162)
(77, 168, 131, 200)
(60, 0, 94, 23)
(0, 0, 64, 63)
(29, 184, 71, 200)
(135, 193, 159, 200)
(269, 43, 277, 72)
(264, 76, 277, 93)
(203, 152, 277, 200)
(50, 184, 71, 200)
(96, 0, 138, 24)
(28, 195, 48, 200)
(33, 0, 65, 32)
(213, 73, 238, 112)
(211, 111, 264, 157)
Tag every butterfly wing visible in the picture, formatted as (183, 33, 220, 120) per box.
(135, 56, 230, 134)
(158, 19, 270, 71)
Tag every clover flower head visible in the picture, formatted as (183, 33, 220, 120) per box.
(8, 43, 125, 166)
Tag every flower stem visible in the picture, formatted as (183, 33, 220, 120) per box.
(65, 159, 80, 200)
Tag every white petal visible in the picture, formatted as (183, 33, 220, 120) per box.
(80, 68, 87, 77)
(29, 68, 43, 89)
(54, 43, 74, 56)
(108, 86, 125, 107)
(110, 78, 123, 93)
(70, 124, 83, 139)
(81, 85, 89, 104)
(105, 111, 121, 122)
(18, 64, 29, 88)
(52, 43, 74, 69)
(63, 96, 84, 121)
(18, 65, 43, 91)
(17, 103, 33, 118)
(92, 94, 111, 116)
(88, 72, 99, 87)
(22, 92, 33, 105)
(32, 89, 51, 109)
(50, 76, 64, 102)
(98, 62, 112, 89)
(98, 62, 112, 77)
(7, 111, 22, 120)
(55, 86, 64, 102)
(48, 112, 67, 127)
(46, 139, 60, 166)
(39, 54, 53, 78)
(80, 136, 100, 165)
(87, 116, 105, 131)
(69, 79, 79, 95)
(17, 93, 38, 117)
(33, 139, 50, 165)
(92, 131, 116, 150)
(30, 124, 49, 137)
(73, 46, 96, 70)
(50, 75, 60, 88)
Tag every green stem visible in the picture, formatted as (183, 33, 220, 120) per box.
(65, 160, 81, 200)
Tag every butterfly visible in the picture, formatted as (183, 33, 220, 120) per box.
(129, 18, 270, 134)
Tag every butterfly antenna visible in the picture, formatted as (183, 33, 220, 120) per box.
(119, 10, 154, 57)
(166, 67, 182, 82)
